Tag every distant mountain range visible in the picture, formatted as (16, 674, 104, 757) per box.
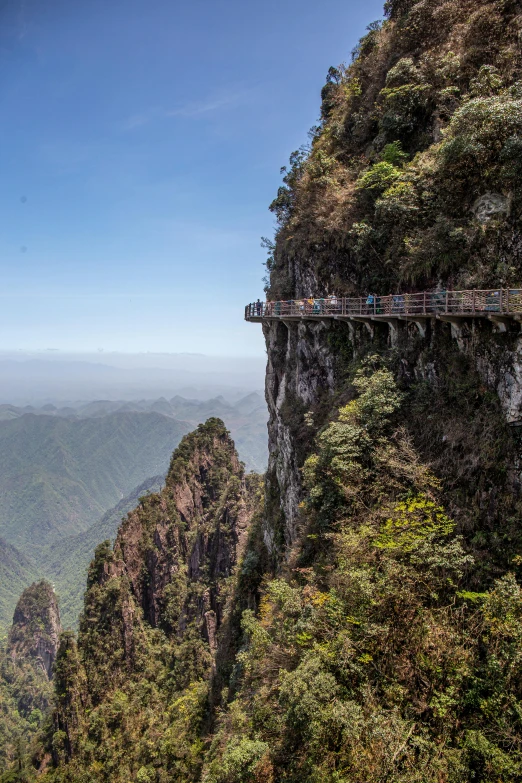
(0, 354, 266, 402)
(0, 391, 268, 472)
(0, 392, 267, 630)
(0, 411, 191, 553)
(0, 538, 37, 635)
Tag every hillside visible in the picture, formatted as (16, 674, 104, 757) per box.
(0, 539, 37, 635)
(0, 582, 60, 776)
(43, 475, 165, 630)
(0, 411, 191, 552)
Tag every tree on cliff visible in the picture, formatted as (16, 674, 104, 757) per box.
(0, 581, 61, 780)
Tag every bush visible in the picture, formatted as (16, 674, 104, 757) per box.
(356, 162, 402, 193)
(440, 95, 522, 184)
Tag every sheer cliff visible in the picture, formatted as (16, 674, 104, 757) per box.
(263, 0, 522, 560)
(203, 0, 522, 779)
(0, 581, 61, 776)
(44, 419, 264, 783)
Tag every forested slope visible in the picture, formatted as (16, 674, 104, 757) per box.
(0, 582, 60, 779)
(41, 419, 263, 783)
(0, 412, 191, 552)
(267, 0, 521, 299)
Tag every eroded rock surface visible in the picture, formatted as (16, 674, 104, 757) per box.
(8, 580, 61, 679)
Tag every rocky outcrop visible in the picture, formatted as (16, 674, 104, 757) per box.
(8, 580, 61, 679)
(262, 311, 522, 558)
(263, 320, 337, 551)
(105, 417, 251, 639)
(50, 418, 257, 770)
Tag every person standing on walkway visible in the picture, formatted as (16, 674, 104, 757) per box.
(366, 293, 375, 314)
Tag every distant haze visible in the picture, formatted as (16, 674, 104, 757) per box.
(0, 351, 266, 404)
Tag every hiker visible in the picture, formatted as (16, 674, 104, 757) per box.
(366, 292, 375, 313)
(392, 294, 405, 314)
(256, 298, 262, 316)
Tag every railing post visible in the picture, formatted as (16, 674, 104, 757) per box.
(506, 289, 510, 314)
(445, 291, 449, 313)
(423, 292, 426, 316)
(342, 298, 346, 316)
(472, 290, 475, 313)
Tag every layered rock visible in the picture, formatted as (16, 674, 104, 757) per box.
(263, 0, 522, 555)
(8, 580, 61, 679)
(49, 418, 259, 778)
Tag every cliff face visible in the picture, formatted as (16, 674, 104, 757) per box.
(0, 581, 60, 776)
(264, 320, 337, 550)
(49, 418, 262, 781)
(264, 0, 522, 558)
(193, 1, 522, 779)
(8, 580, 61, 679)
(110, 419, 250, 641)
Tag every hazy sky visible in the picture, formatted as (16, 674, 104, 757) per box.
(0, 0, 384, 356)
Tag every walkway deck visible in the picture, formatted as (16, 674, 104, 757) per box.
(245, 289, 522, 336)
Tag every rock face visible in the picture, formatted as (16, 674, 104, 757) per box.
(50, 418, 259, 773)
(260, 0, 522, 554)
(98, 417, 251, 640)
(263, 314, 522, 556)
(8, 580, 61, 679)
(263, 320, 336, 551)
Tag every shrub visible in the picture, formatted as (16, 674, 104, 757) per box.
(356, 162, 401, 193)
(439, 95, 522, 185)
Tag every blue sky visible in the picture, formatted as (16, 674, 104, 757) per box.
(0, 0, 384, 356)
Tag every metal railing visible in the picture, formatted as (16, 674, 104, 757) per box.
(245, 289, 522, 320)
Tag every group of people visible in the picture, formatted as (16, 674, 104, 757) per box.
(248, 289, 512, 320)
(295, 295, 340, 314)
(249, 297, 342, 317)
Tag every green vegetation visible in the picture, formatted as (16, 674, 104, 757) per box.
(0, 581, 59, 781)
(0, 412, 191, 554)
(204, 360, 522, 782)
(267, 0, 522, 298)
(0, 540, 37, 637)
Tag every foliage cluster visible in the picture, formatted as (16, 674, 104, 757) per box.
(0, 643, 53, 783)
(0, 582, 58, 782)
(37, 420, 265, 783)
(203, 360, 522, 782)
(267, 0, 522, 298)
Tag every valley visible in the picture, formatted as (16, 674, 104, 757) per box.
(0, 392, 268, 632)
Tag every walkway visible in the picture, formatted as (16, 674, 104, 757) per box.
(245, 289, 522, 338)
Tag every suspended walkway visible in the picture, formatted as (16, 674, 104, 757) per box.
(245, 289, 522, 339)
